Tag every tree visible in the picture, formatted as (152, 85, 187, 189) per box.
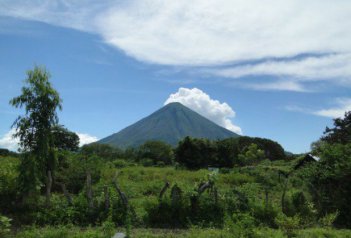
(238, 143, 265, 166)
(215, 138, 239, 167)
(80, 143, 123, 160)
(175, 137, 217, 169)
(320, 111, 351, 144)
(307, 111, 351, 227)
(52, 125, 79, 151)
(10, 66, 62, 205)
(138, 140, 174, 165)
(308, 143, 351, 227)
(237, 136, 286, 161)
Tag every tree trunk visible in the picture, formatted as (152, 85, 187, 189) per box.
(46, 170, 52, 207)
(86, 171, 93, 209)
(113, 177, 128, 207)
(57, 182, 72, 205)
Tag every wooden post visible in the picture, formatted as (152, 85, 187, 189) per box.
(159, 181, 170, 201)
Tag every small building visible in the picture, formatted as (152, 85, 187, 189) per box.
(294, 154, 320, 170)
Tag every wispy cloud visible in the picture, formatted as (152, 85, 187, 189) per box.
(242, 80, 309, 92)
(313, 98, 351, 118)
(286, 98, 351, 118)
(165, 87, 242, 134)
(209, 54, 351, 91)
(1, 0, 351, 91)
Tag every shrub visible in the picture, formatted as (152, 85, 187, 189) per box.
(0, 214, 11, 237)
(275, 213, 300, 237)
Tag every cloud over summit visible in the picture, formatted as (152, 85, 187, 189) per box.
(165, 88, 242, 134)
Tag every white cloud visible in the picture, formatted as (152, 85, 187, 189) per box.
(211, 54, 351, 91)
(313, 98, 351, 118)
(77, 133, 98, 146)
(0, 128, 19, 151)
(164, 87, 242, 134)
(0, 128, 98, 150)
(286, 98, 351, 118)
(243, 80, 308, 92)
(1, 0, 351, 90)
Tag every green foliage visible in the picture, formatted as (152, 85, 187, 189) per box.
(0, 156, 20, 209)
(238, 143, 265, 165)
(138, 140, 174, 165)
(0, 214, 11, 237)
(320, 111, 351, 145)
(17, 153, 42, 197)
(319, 211, 339, 228)
(275, 213, 300, 236)
(81, 144, 123, 161)
(10, 66, 62, 198)
(0, 148, 19, 157)
(237, 136, 286, 161)
(175, 136, 286, 169)
(215, 138, 239, 167)
(175, 137, 217, 169)
(51, 125, 79, 151)
(308, 143, 351, 227)
(224, 212, 256, 237)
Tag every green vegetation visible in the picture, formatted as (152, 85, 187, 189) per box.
(1, 66, 350, 237)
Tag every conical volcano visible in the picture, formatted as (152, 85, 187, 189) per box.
(98, 102, 239, 148)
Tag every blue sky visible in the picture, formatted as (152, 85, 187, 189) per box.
(0, 1, 350, 153)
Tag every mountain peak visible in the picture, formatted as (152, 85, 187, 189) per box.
(165, 102, 183, 106)
(98, 103, 239, 148)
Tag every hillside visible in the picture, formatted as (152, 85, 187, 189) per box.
(98, 102, 239, 148)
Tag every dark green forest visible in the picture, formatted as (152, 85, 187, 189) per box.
(1, 67, 351, 237)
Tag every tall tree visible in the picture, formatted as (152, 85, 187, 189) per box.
(320, 111, 351, 144)
(10, 66, 62, 206)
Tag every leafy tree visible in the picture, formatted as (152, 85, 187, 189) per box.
(238, 143, 265, 166)
(0, 148, 18, 157)
(308, 112, 351, 227)
(175, 137, 217, 169)
(138, 140, 174, 165)
(237, 136, 286, 161)
(308, 143, 351, 227)
(320, 111, 351, 144)
(52, 125, 79, 151)
(82, 143, 124, 159)
(215, 138, 239, 167)
(10, 66, 62, 205)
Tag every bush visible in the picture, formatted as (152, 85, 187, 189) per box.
(113, 159, 129, 168)
(140, 158, 154, 167)
(319, 211, 339, 228)
(275, 213, 300, 237)
(224, 212, 255, 237)
(0, 214, 11, 237)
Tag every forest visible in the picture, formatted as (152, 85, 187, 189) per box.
(1, 66, 351, 237)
